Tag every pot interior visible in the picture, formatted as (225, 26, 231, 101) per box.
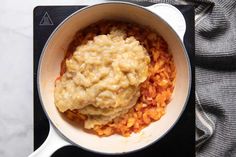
(38, 3, 190, 154)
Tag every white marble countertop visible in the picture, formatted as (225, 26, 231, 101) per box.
(0, 0, 109, 156)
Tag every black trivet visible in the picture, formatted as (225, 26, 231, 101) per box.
(34, 4, 195, 157)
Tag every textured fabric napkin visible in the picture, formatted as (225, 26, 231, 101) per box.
(127, 0, 236, 156)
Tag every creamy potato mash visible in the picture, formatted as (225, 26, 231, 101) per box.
(54, 28, 150, 129)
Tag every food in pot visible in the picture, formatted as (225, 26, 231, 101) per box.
(55, 27, 150, 129)
(54, 21, 176, 136)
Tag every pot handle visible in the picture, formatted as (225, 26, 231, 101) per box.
(28, 123, 70, 157)
(146, 3, 186, 41)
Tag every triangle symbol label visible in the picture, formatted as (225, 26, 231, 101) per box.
(39, 12, 54, 26)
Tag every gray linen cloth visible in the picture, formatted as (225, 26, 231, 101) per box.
(120, 0, 236, 156)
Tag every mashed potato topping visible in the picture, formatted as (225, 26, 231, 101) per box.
(54, 28, 150, 129)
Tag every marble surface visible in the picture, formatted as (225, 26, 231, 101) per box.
(0, 0, 106, 157)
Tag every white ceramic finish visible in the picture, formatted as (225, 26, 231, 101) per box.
(33, 2, 190, 156)
(28, 124, 70, 157)
(147, 3, 186, 41)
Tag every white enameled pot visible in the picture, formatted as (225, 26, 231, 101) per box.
(29, 2, 191, 156)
